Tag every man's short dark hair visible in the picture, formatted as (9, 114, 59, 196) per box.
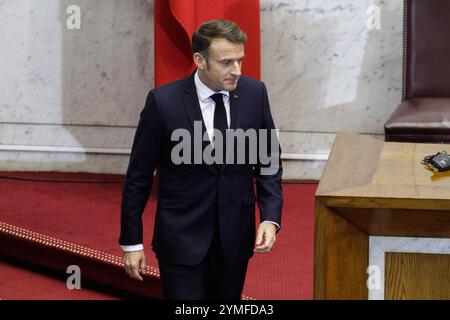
(192, 19, 247, 58)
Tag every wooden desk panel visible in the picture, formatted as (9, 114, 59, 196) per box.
(386, 253, 450, 300)
(314, 133, 450, 299)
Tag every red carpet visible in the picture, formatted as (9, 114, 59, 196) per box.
(0, 259, 123, 300)
(0, 172, 316, 300)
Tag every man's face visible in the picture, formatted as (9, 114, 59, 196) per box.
(196, 38, 245, 92)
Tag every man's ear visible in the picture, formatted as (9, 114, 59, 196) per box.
(193, 52, 207, 70)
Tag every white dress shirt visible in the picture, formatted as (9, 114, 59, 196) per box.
(121, 71, 279, 252)
(194, 70, 231, 145)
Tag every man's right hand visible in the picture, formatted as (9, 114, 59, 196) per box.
(123, 250, 146, 281)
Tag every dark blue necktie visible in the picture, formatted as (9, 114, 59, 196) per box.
(210, 93, 228, 165)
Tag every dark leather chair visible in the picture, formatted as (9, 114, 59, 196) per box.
(385, 0, 450, 143)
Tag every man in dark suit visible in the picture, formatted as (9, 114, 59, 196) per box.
(119, 19, 283, 300)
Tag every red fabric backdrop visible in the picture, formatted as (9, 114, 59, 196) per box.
(154, 0, 261, 87)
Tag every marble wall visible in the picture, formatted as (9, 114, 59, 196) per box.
(0, 0, 152, 173)
(0, 0, 404, 178)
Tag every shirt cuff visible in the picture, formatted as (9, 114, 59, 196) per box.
(261, 220, 280, 230)
(121, 244, 144, 252)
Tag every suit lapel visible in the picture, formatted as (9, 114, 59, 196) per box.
(218, 86, 242, 174)
(229, 89, 242, 131)
(181, 73, 216, 172)
(181, 73, 212, 145)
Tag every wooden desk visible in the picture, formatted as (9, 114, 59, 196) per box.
(314, 133, 450, 299)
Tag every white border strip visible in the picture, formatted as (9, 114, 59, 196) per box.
(0, 145, 330, 160)
(369, 236, 450, 300)
(282, 153, 329, 160)
(0, 145, 130, 155)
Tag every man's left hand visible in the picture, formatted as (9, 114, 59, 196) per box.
(254, 222, 277, 253)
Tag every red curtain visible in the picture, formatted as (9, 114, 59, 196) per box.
(154, 0, 260, 87)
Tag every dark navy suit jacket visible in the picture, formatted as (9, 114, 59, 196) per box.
(119, 72, 283, 265)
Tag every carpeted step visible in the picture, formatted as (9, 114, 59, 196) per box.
(0, 222, 164, 299)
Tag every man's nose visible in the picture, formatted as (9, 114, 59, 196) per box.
(230, 61, 241, 77)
